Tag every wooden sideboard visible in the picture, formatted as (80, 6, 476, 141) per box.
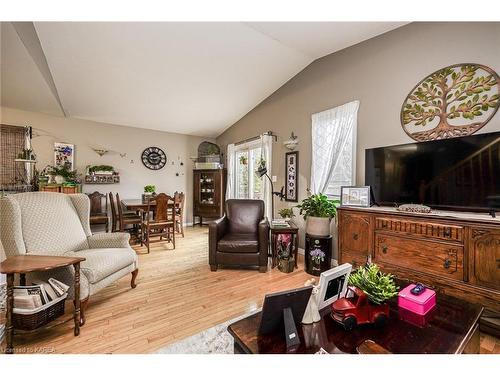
(338, 206, 500, 315)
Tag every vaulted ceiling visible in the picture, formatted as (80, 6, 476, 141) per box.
(1, 22, 407, 137)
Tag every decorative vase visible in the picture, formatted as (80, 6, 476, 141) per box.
(54, 175, 65, 184)
(306, 216, 331, 236)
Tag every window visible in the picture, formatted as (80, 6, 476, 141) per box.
(234, 140, 263, 200)
(311, 101, 359, 198)
(0, 124, 27, 191)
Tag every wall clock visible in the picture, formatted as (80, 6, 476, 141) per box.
(141, 147, 167, 170)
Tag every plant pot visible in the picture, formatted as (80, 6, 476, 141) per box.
(278, 258, 295, 273)
(142, 192, 156, 203)
(306, 216, 331, 236)
(54, 175, 65, 184)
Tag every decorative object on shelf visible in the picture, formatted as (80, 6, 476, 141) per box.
(401, 63, 500, 142)
(305, 234, 332, 276)
(91, 148, 109, 157)
(88, 165, 114, 175)
(297, 192, 339, 236)
(396, 203, 432, 214)
(54, 142, 74, 170)
(16, 148, 36, 161)
(277, 235, 294, 273)
(283, 132, 299, 150)
(301, 278, 321, 324)
(340, 186, 370, 207)
(285, 151, 298, 202)
(317, 263, 352, 310)
(142, 185, 156, 203)
(141, 147, 167, 170)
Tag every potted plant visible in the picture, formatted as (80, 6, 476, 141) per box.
(239, 155, 248, 165)
(48, 165, 78, 185)
(331, 263, 399, 330)
(17, 148, 36, 161)
(142, 185, 156, 202)
(278, 207, 295, 222)
(296, 193, 340, 236)
(88, 165, 114, 175)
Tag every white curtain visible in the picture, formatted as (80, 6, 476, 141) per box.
(311, 100, 359, 194)
(225, 143, 236, 199)
(261, 134, 273, 219)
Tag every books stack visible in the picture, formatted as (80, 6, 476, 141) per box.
(13, 278, 69, 311)
(271, 219, 290, 228)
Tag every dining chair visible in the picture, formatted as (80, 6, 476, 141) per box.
(109, 192, 139, 232)
(142, 193, 175, 253)
(174, 191, 185, 238)
(115, 192, 144, 245)
(87, 191, 109, 232)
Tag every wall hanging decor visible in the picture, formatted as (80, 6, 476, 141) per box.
(401, 63, 499, 142)
(141, 146, 167, 170)
(54, 142, 74, 170)
(285, 151, 298, 202)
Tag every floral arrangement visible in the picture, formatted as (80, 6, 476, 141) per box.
(309, 248, 325, 264)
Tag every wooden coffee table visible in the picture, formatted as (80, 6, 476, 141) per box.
(0, 255, 85, 354)
(228, 286, 483, 354)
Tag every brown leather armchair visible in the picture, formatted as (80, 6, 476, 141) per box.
(209, 199, 269, 272)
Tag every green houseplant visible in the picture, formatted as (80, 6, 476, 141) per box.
(47, 165, 78, 184)
(296, 192, 340, 236)
(348, 263, 399, 305)
(278, 207, 295, 221)
(144, 185, 156, 193)
(88, 165, 114, 174)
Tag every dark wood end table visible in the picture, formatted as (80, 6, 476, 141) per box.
(0, 255, 85, 354)
(228, 285, 483, 354)
(270, 223, 299, 269)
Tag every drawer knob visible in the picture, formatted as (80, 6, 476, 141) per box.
(381, 244, 388, 254)
(443, 228, 452, 238)
(352, 233, 359, 240)
(443, 259, 451, 269)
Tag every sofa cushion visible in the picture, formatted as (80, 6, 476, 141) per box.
(218, 233, 259, 253)
(74, 248, 137, 283)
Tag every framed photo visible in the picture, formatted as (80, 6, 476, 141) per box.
(54, 142, 75, 170)
(285, 151, 298, 202)
(340, 186, 371, 207)
(317, 263, 352, 310)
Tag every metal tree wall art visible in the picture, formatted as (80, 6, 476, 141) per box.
(401, 63, 499, 142)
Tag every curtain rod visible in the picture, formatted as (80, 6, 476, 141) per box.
(234, 131, 277, 146)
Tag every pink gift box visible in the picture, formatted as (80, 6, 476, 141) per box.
(398, 284, 436, 315)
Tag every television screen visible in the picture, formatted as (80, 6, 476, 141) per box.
(365, 131, 500, 211)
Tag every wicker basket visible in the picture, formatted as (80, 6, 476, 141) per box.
(12, 294, 67, 331)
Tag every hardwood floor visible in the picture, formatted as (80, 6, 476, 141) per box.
(4, 226, 499, 354)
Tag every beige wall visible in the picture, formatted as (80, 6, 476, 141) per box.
(0, 106, 214, 225)
(216, 22, 500, 254)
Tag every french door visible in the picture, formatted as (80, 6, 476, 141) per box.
(235, 142, 263, 200)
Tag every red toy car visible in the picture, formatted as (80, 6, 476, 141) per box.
(331, 286, 389, 330)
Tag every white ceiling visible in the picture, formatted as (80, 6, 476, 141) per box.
(1, 22, 407, 137)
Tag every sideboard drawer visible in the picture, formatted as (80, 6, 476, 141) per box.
(339, 212, 371, 255)
(375, 217, 464, 243)
(375, 233, 464, 281)
(340, 251, 367, 270)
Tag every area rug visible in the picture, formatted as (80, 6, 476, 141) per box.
(155, 310, 259, 354)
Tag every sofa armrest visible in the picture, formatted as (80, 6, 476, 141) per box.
(258, 217, 270, 266)
(87, 232, 131, 249)
(208, 215, 228, 265)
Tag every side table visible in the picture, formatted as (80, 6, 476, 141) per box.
(270, 223, 299, 269)
(0, 255, 85, 354)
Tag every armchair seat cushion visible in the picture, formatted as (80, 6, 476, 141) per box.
(74, 248, 138, 283)
(218, 233, 259, 254)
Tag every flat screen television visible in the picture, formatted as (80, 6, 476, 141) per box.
(365, 131, 500, 212)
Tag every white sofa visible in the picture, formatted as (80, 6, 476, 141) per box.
(0, 192, 138, 325)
